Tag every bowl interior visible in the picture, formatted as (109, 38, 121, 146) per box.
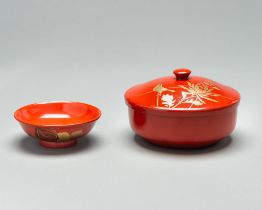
(14, 102, 101, 126)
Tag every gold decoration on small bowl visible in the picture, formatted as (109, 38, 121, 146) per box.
(36, 129, 84, 142)
(57, 132, 70, 141)
(36, 128, 58, 142)
(70, 130, 83, 139)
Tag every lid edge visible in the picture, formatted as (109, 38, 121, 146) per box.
(125, 98, 240, 113)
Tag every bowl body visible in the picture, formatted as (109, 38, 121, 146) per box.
(128, 103, 239, 148)
(14, 102, 101, 148)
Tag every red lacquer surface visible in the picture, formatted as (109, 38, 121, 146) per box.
(125, 69, 240, 148)
(14, 102, 101, 148)
(125, 69, 240, 112)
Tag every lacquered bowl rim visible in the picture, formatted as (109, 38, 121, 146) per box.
(14, 101, 102, 127)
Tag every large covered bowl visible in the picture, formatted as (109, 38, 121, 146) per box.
(124, 68, 240, 148)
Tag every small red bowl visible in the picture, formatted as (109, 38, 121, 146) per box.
(14, 102, 101, 148)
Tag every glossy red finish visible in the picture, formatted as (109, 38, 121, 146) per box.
(173, 68, 191, 80)
(125, 68, 240, 148)
(14, 102, 101, 148)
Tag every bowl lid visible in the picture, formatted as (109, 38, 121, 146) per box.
(125, 68, 240, 112)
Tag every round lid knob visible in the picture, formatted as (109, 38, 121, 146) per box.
(173, 68, 191, 80)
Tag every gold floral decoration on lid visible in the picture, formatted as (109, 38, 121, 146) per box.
(125, 68, 240, 111)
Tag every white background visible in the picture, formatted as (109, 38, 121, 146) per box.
(0, 0, 261, 209)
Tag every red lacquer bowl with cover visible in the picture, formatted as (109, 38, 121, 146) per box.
(14, 102, 101, 148)
(125, 68, 240, 148)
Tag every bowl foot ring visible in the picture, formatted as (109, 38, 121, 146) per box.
(39, 140, 77, 148)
